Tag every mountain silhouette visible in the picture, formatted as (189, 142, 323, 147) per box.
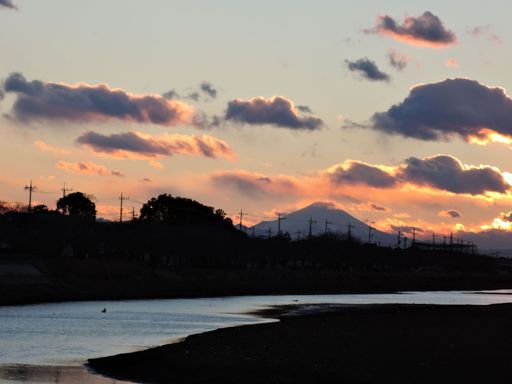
(250, 202, 397, 246)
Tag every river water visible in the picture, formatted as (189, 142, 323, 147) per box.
(1, 290, 511, 383)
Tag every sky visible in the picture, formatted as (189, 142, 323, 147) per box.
(2, 0, 512, 248)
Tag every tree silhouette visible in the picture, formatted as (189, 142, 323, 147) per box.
(57, 192, 96, 219)
(139, 194, 233, 228)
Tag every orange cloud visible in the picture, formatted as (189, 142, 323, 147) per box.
(368, 12, 457, 48)
(445, 58, 459, 68)
(56, 161, 124, 177)
(35, 140, 70, 155)
(77, 131, 237, 166)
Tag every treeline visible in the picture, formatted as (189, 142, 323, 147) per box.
(0, 193, 505, 274)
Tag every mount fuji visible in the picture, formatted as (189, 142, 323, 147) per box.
(249, 202, 397, 247)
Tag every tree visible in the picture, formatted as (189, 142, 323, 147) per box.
(57, 192, 96, 219)
(32, 204, 50, 214)
(139, 194, 233, 228)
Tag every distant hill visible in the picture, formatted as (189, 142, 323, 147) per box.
(249, 202, 397, 246)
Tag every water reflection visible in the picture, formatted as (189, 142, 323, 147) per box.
(0, 290, 511, 384)
(0, 365, 132, 384)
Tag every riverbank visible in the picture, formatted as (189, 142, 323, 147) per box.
(2, 253, 512, 306)
(89, 302, 512, 383)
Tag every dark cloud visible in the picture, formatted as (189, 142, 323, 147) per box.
(211, 172, 298, 198)
(225, 96, 323, 130)
(371, 203, 389, 212)
(370, 78, 512, 142)
(162, 89, 180, 100)
(392, 225, 423, 234)
(329, 161, 397, 188)
(76, 131, 235, 160)
(187, 92, 200, 102)
(439, 209, 461, 218)
(296, 105, 312, 113)
(367, 11, 456, 47)
(0, 0, 16, 9)
(467, 26, 502, 45)
(397, 155, 509, 195)
(111, 170, 125, 178)
(500, 212, 512, 222)
(346, 58, 390, 82)
(2, 73, 193, 126)
(141, 177, 152, 183)
(200, 82, 217, 99)
(387, 49, 408, 71)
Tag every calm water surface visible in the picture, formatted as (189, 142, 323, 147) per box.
(1, 290, 511, 383)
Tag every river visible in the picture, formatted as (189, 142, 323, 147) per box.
(1, 290, 511, 383)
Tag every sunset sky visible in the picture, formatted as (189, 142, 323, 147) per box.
(3, 0, 512, 247)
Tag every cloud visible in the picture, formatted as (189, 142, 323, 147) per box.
(328, 160, 397, 188)
(467, 26, 502, 45)
(56, 161, 123, 177)
(391, 225, 422, 234)
(445, 58, 459, 68)
(327, 155, 510, 196)
(345, 58, 390, 81)
(2, 73, 194, 126)
(0, 0, 16, 10)
(397, 155, 509, 195)
(387, 49, 409, 71)
(439, 209, 461, 218)
(371, 203, 389, 212)
(296, 105, 313, 113)
(200, 82, 217, 99)
(499, 212, 512, 222)
(367, 11, 456, 48)
(225, 96, 324, 130)
(211, 170, 300, 198)
(35, 140, 70, 155)
(370, 78, 512, 144)
(162, 89, 180, 100)
(76, 131, 236, 162)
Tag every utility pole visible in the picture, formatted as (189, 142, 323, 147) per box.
(238, 210, 247, 231)
(267, 227, 272, 239)
(277, 213, 286, 236)
(324, 219, 332, 235)
(412, 227, 416, 245)
(396, 228, 401, 249)
(347, 222, 354, 242)
(119, 193, 130, 222)
(251, 227, 255, 239)
(403, 237, 408, 249)
(61, 183, 73, 199)
(132, 207, 136, 221)
(24, 180, 37, 213)
(432, 232, 436, 251)
(308, 217, 317, 239)
(295, 231, 301, 241)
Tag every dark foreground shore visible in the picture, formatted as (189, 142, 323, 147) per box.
(89, 303, 512, 384)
